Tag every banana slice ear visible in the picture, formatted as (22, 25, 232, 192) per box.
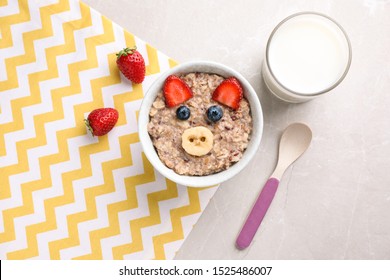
(182, 126, 214, 156)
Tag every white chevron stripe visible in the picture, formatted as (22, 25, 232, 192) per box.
(98, 170, 168, 259)
(0, 0, 82, 239)
(123, 184, 191, 260)
(32, 134, 96, 259)
(0, 0, 81, 164)
(33, 27, 129, 258)
(58, 140, 144, 259)
(157, 50, 173, 73)
(98, 183, 147, 259)
(52, 30, 168, 258)
(38, 87, 151, 258)
(164, 239, 184, 260)
(0, 0, 20, 17)
(163, 187, 218, 259)
(134, 36, 149, 69)
(0, 0, 61, 96)
(0, 1, 45, 125)
(0, 2, 107, 257)
(2, 133, 106, 256)
(55, 32, 183, 259)
(35, 32, 128, 259)
(33, 15, 147, 258)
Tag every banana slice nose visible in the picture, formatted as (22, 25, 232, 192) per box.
(182, 126, 214, 157)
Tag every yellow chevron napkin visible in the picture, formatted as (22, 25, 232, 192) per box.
(0, 0, 218, 259)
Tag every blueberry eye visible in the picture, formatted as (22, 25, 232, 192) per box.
(206, 105, 223, 122)
(176, 105, 191, 120)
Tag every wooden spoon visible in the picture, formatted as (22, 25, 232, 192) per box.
(236, 123, 312, 250)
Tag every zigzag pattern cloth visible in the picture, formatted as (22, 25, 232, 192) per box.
(0, 0, 218, 259)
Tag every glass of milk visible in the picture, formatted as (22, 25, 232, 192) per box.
(262, 12, 352, 103)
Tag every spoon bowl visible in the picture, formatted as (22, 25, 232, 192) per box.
(272, 123, 312, 179)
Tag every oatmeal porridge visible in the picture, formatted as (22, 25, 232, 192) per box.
(147, 72, 253, 176)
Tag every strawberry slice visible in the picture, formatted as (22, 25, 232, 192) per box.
(163, 75, 193, 108)
(212, 77, 243, 110)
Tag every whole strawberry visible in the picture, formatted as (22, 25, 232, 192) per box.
(84, 108, 119, 136)
(116, 46, 145, 83)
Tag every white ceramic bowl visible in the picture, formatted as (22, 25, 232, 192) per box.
(138, 61, 263, 187)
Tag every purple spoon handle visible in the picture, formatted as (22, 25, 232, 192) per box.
(236, 177, 280, 250)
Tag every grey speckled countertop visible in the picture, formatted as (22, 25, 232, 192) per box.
(84, 0, 390, 259)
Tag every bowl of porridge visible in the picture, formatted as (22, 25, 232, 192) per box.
(138, 61, 263, 187)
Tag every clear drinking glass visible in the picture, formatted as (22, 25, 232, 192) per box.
(262, 12, 352, 103)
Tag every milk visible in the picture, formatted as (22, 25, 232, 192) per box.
(263, 13, 351, 103)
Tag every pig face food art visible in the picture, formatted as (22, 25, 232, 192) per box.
(147, 73, 253, 176)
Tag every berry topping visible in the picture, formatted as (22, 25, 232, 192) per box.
(84, 108, 119, 136)
(212, 77, 243, 110)
(163, 75, 193, 108)
(116, 46, 146, 84)
(176, 105, 191, 120)
(206, 105, 223, 122)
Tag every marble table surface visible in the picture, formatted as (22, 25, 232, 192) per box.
(84, 0, 390, 259)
